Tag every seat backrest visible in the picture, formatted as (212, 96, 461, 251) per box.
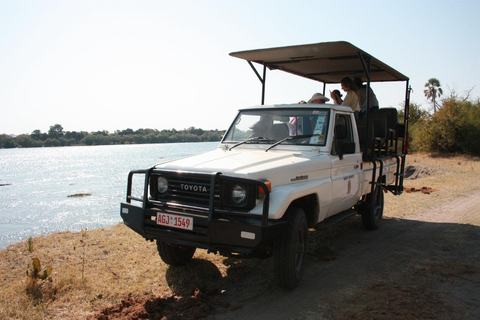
(378, 108, 398, 133)
(271, 123, 289, 140)
(370, 112, 387, 140)
(356, 117, 374, 160)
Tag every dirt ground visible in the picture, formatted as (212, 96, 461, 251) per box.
(91, 160, 480, 320)
(209, 190, 480, 320)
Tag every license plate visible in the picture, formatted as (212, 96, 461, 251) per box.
(156, 213, 193, 231)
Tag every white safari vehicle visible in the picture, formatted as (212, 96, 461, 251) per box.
(120, 42, 411, 289)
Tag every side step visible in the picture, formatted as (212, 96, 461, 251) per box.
(314, 208, 357, 230)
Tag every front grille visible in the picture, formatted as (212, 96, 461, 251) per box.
(152, 171, 221, 208)
(123, 169, 269, 242)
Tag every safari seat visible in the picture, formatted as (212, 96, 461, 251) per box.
(378, 108, 398, 154)
(369, 112, 387, 157)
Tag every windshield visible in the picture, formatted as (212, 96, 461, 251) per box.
(222, 108, 330, 146)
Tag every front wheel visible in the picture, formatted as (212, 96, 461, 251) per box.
(156, 240, 196, 266)
(274, 206, 308, 290)
(360, 185, 385, 230)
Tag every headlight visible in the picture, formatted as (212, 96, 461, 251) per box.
(157, 176, 168, 193)
(231, 184, 247, 204)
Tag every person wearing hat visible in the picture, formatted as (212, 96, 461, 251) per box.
(307, 93, 330, 104)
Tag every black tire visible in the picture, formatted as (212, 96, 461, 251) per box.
(156, 240, 196, 266)
(274, 206, 308, 290)
(360, 185, 384, 230)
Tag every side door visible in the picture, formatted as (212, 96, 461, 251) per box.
(328, 112, 362, 217)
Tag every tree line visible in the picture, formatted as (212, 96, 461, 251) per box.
(0, 125, 225, 148)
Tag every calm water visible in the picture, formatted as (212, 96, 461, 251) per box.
(0, 142, 219, 249)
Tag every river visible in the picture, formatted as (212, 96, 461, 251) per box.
(0, 142, 219, 249)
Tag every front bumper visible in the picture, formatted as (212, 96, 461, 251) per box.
(120, 169, 286, 255)
(121, 203, 286, 254)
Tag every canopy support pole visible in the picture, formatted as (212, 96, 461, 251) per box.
(247, 61, 267, 105)
(358, 52, 372, 160)
(404, 81, 411, 153)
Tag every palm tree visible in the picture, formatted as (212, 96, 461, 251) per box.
(424, 78, 443, 113)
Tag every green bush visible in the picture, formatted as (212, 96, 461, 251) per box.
(399, 103, 431, 153)
(410, 97, 480, 155)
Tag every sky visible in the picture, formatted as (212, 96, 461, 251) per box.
(1, 0, 479, 135)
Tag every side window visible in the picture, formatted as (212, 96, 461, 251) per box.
(332, 114, 354, 155)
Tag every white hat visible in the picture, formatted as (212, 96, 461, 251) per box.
(307, 93, 330, 104)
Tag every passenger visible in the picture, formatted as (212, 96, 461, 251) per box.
(307, 93, 330, 104)
(330, 90, 342, 103)
(330, 77, 360, 112)
(354, 77, 379, 116)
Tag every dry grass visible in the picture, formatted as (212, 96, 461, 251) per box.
(0, 225, 168, 319)
(0, 153, 479, 319)
(385, 153, 480, 219)
(0, 223, 238, 319)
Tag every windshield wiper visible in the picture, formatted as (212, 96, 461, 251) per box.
(228, 137, 276, 151)
(265, 134, 314, 152)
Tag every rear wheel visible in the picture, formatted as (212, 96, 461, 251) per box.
(360, 185, 384, 230)
(274, 206, 308, 290)
(156, 240, 196, 266)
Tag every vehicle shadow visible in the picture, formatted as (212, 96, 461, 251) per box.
(165, 259, 223, 296)
(211, 215, 480, 320)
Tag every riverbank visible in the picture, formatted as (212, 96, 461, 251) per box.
(1, 153, 479, 319)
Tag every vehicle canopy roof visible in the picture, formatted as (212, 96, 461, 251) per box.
(230, 41, 408, 84)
